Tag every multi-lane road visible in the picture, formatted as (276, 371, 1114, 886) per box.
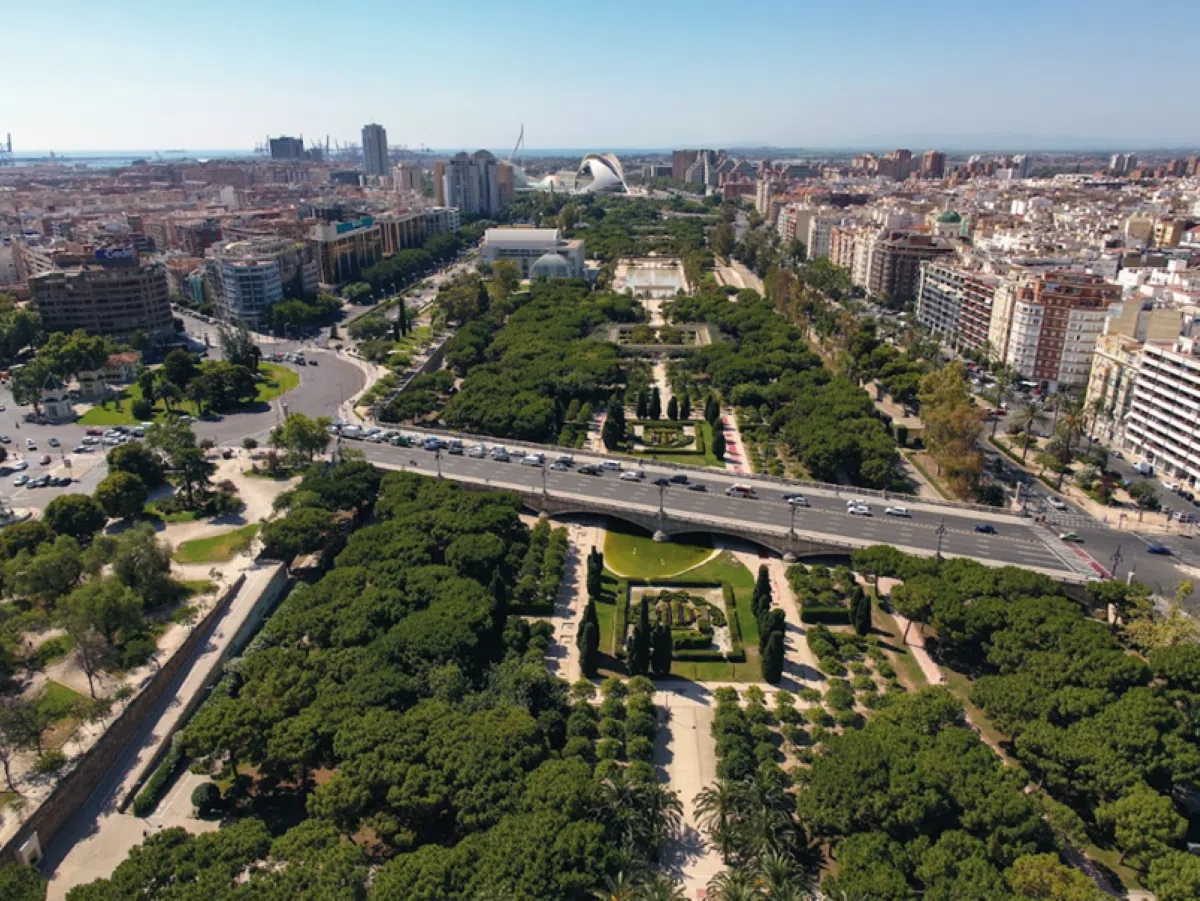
(346, 432, 1093, 580)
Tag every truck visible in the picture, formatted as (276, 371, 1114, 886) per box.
(1134, 461, 1154, 477)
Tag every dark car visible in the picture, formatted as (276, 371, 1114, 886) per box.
(578, 464, 600, 476)
(53, 475, 72, 486)
(669, 473, 689, 484)
(974, 523, 996, 534)
(686, 482, 708, 492)
(1146, 543, 1172, 555)
(652, 477, 671, 487)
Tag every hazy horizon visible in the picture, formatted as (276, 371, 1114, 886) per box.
(7, 0, 1200, 152)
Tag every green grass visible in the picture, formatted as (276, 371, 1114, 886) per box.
(39, 679, 85, 720)
(79, 363, 297, 426)
(28, 634, 75, 670)
(179, 580, 217, 598)
(145, 501, 200, 523)
(604, 524, 712, 579)
(1085, 843, 1144, 893)
(687, 551, 761, 654)
(0, 791, 16, 810)
(172, 523, 260, 564)
(630, 420, 726, 469)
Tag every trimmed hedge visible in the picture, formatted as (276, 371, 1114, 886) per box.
(132, 734, 185, 817)
(799, 606, 852, 625)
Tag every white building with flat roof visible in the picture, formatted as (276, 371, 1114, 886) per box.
(481, 228, 584, 278)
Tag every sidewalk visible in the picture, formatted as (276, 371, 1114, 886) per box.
(41, 563, 285, 900)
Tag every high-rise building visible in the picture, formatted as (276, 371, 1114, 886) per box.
(1123, 339, 1200, 487)
(672, 150, 701, 180)
(362, 123, 389, 178)
(393, 163, 422, 193)
(1109, 152, 1137, 176)
(919, 150, 946, 179)
(269, 136, 305, 160)
(437, 151, 502, 216)
(1003, 271, 1119, 390)
(866, 231, 955, 303)
(28, 250, 174, 343)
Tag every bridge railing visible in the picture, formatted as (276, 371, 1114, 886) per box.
(357, 421, 1025, 521)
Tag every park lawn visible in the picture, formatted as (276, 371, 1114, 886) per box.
(172, 523, 260, 564)
(255, 363, 298, 403)
(79, 363, 297, 426)
(631, 420, 726, 469)
(179, 579, 217, 598)
(145, 501, 200, 523)
(39, 679, 85, 750)
(871, 605, 931, 691)
(687, 550, 761, 652)
(604, 524, 712, 579)
(0, 791, 15, 811)
(672, 658, 760, 681)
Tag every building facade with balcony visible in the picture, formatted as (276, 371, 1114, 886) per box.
(29, 255, 174, 343)
(309, 218, 384, 288)
(1124, 339, 1200, 486)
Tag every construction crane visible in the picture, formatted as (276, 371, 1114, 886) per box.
(508, 124, 524, 166)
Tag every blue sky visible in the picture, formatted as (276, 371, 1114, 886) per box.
(7, 0, 1200, 152)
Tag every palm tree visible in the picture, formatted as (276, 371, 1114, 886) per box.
(635, 874, 687, 901)
(694, 781, 742, 863)
(1087, 395, 1107, 448)
(597, 770, 683, 863)
(991, 368, 1014, 437)
(1018, 400, 1048, 463)
(707, 870, 764, 901)
(595, 872, 639, 901)
(1056, 398, 1087, 489)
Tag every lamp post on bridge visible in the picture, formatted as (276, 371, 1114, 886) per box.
(935, 517, 947, 563)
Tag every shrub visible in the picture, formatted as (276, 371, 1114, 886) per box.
(626, 736, 654, 762)
(599, 696, 626, 721)
(120, 636, 158, 670)
(625, 711, 656, 742)
(754, 742, 777, 764)
(627, 694, 654, 718)
(35, 749, 67, 775)
(826, 679, 855, 711)
(598, 717, 624, 740)
(566, 710, 598, 740)
(562, 737, 595, 762)
(626, 675, 655, 697)
(132, 735, 184, 817)
(131, 398, 154, 421)
(191, 781, 220, 815)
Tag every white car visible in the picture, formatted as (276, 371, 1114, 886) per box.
(468, 443, 487, 458)
(521, 453, 545, 467)
(12, 474, 28, 486)
(25, 438, 36, 450)
(848, 503, 872, 516)
(12, 460, 28, 472)
(885, 506, 910, 517)
(1047, 497, 1067, 511)
(0, 435, 9, 444)
(620, 470, 644, 481)
(601, 460, 622, 471)
(786, 495, 810, 507)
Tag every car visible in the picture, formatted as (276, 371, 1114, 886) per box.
(578, 464, 601, 475)
(653, 477, 671, 487)
(601, 460, 622, 471)
(1146, 542, 1172, 555)
(551, 461, 570, 471)
(12, 474, 27, 486)
(686, 482, 708, 492)
(521, 453, 545, 467)
(28, 476, 49, 488)
(1059, 531, 1084, 543)
(787, 496, 810, 507)
(308, 359, 318, 366)
(620, 470, 644, 481)
(669, 473, 689, 484)
(86, 428, 103, 436)
(974, 523, 996, 534)
(25, 438, 35, 449)
(554, 455, 575, 467)
(11, 460, 27, 472)
(82, 436, 100, 445)
(848, 503, 872, 516)
(52, 475, 72, 486)
(0, 435, 9, 443)
(73, 444, 91, 453)
(47, 437, 60, 448)
(884, 505, 910, 517)
(468, 443, 487, 458)
(1047, 497, 1067, 511)
(490, 446, 509, 462)
(447, 443, 464, 456)
(38, 454, 51, 465)
(1166, 481, 1182, 493)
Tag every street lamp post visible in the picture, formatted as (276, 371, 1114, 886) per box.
(789, 502, 797, 536)
(935, 517, 947, 562)
(1110, 544, 1123, 581)
(435, 448, 442, 480)
(541, 462, 548, 499)
(658, 483, 666, 517)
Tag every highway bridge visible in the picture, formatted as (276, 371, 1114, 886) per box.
(346, 428, 1100, 584)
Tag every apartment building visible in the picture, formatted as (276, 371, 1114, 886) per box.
(806, 212, 841, 260)
(866, 231, 955, 304)
(1003, 271, 1119, 390)
(28, 251, 174, 343)
(776, 204, 816, 247)
(1124, 339, 1200, 486)
(206, 237, 317, 328)
(310, 218, 384, 288)
(362, 123, 389, 178)
(435, 151, 502, 216)
(915, 262, 999, 351)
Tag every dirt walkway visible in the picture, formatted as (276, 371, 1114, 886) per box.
(721, 409, 751, 475)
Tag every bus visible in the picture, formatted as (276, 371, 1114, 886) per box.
(726, 484, 757, 499)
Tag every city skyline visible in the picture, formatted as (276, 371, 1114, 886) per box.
(7, 0, 1200, 152)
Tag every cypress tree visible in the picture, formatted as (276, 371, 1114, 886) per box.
(580, 622, 599, 678)
(680, 393, 691, 420)
(628, 598, 652, 676)
(754, 566, 772, 608)
(762, 631, 784, 683)
(705, 395, 720, 425)
(578, 599, 600, 651)
(852, 590, 873, 637)
(636, 390, 649, 420)
(489, 571, 508, 634)
(651, 621, 673, 678)
(667, 396, 679, 421)
(476, 279, 490, 313)
(649, 387, 662, 420)
(711, 426, 726, 460)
